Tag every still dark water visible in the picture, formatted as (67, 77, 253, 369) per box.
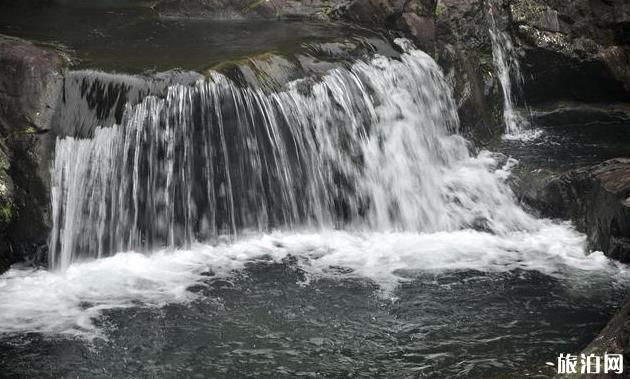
(497, 118, 630, 173)
(0, 2, 390, 73)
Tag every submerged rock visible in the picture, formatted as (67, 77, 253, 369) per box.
(154, 0, 438, 51)
(529, 102, 630, 127)
(154, 0, 334, 19)
(529, 159, 630, 262)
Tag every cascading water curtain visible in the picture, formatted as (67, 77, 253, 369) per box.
(49, 41, 536, 270)
(487, 0, 530, 136)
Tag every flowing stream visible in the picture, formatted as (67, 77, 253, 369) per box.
(487, 0, 537, 139)
(0, 40, 627, 377)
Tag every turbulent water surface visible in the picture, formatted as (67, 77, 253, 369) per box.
(0, 36, 628, 378)
(0, 230, 627, 377)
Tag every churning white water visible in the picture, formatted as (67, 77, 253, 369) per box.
(0, 41, 625, 338)
(0, 225, 626, 338)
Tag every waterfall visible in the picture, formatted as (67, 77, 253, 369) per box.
(487, 1, 530, 136)
(53, 70, 204, 137)
(6, 40, 620, 341)
(49, 40, 535, 270)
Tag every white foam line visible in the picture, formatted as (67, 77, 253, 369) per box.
(0, 224, 627, 339)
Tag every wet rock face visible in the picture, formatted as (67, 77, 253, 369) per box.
(531, 159, 630, 263)
(0, 35, 64, 272)
(430, 0, 630, 141)
(580, 293, 630, 373)
(434, 0, 504, 143)
(345, 0, 437, 50)
(510, 0, 630, 103)
(0, 36, 62, 134)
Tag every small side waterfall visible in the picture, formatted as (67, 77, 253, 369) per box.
(49, 41, 535, 270)
(487, 1, 529, 136)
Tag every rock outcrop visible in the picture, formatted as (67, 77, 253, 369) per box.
(431, 0, 630, 136)
(510, 0, 630, 104)
(578, 293, 630, 379)
(529, 159, 630, 262)
(0, 35, 64, 271)
(432, 0, 630, 138)
(434, 0, 504, 142)
(344, 0, 437, 51)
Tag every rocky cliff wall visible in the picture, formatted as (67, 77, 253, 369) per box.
(0, 35, 63, 272)
(510, 0, 630, 103)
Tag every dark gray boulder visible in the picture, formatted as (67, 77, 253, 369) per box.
(577, 293, 630, 378)
(0, 35, 64, 272)
(344, 0, 437, 51)
(529, 159, 630, 263)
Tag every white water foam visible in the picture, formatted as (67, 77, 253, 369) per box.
(0, 219, 626, 339)
(502, 128, 544, 142)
